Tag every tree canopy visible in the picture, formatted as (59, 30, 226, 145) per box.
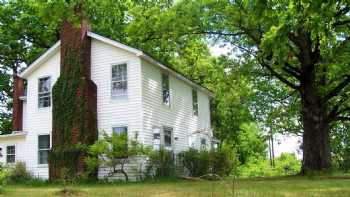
(1, 0, 350, 173)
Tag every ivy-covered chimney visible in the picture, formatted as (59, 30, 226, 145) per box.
(12, 76, 24, 131)
(49, 20, 97, 180)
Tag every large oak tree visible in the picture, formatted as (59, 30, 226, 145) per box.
(197, 0, 350, 173)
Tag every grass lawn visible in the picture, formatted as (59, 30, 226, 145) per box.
(2, 176, 350, 197)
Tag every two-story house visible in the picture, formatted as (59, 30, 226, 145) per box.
(0, 21, 214, 180)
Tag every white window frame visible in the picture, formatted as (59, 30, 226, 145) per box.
(38, 134, 51, 165)
(161, 73, 170, 106)
(192, 89, 198, 116)
(111, 63, 128, 99)
(6, 145, 15, 164)
(38, 76, 51, 108)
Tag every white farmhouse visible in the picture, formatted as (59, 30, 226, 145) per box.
(0, 21, 214, 180)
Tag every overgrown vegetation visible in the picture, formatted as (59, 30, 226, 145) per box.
(179, 145, 239, 177)
(239, 153, 301, 178)
(145, 147, 176, 178)
(85, 131, 149, 181)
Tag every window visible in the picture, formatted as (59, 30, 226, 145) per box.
(192, 89, 198, 116)
(162, 74, 170, 105)
(163, 127, 173, 148)
(111, 64, 127, 98)
(6, 146, 15, 163)
(153, 127, 161, 150)
(112, 126, 128, 153)
(113, 126, 128, 135)
(201, 138, 207, 150)
(38, 77, 51, 108)
(38, 135, 50, 164)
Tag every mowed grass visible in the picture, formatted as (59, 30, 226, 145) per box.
(2, 176, 350, 197)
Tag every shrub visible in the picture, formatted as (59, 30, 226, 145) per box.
(180, 148, 208, 177)
(179, 146, 239, 177)
(85, 131, 149, 181)
(274, 153, 301, 175)
(145, 147, 175, 178)
(9, 162, 32, 182)
(0, 165, 10, 192)
(239, 153, 301, 177)
(211, 145, 239, 177)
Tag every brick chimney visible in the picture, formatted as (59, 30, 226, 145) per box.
(49, 20, 97, 180)
(12, 75, 24, 131)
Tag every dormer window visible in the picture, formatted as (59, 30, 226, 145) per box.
(162, 74, 170, 106)
(38, 77, 51, 108)
(111, 63, 127, 99)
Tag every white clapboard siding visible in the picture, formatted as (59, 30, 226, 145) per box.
(90, 39, 143, 178)
(141, 59, 211, 154)
(19, 50, 60, 179)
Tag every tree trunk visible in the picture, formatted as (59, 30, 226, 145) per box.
(300, 88, 331, 174)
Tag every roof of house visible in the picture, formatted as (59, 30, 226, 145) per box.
(19, 31, 214, 97)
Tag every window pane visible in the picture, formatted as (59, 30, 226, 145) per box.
(7, 155, 15, 163)
(7, 146, 15, 154)
(113, 127, 128, 135)
(39, 150, 49, 164)
(111, 64, 127, 98)
(6, 146, 15, 163)
(39, 135, 50, 149)
(39, 77, 51, 92)
(192, 89, 198, 116)
(163, 127, 172, 147)
(163, 90, 170, 105)
(201, 138, 207, 150)
(38, 77, 51, 108)
(162, 74, 170, 105)
(39, 96, 51, 108)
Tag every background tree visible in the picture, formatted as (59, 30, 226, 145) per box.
(0, 0, 268, 171)
(133, 0, 350, 173)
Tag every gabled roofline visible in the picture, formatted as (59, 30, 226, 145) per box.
(87, 32, 214, 97)
(19, 32, 214, 97)
(20, 41, 60, 78)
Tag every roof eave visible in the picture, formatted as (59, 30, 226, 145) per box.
(138, 54, 214, 97)
(19, 41, 61, 79)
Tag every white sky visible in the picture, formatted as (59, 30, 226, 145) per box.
(210, 44, 302, 160)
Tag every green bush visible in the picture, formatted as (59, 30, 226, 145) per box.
(0, 165, 10, 192)
(9, 162, 32, 182)
(146, 147, 175, 178)
(211, 145, 239, 176)
(180, 148, 209, 177)
(274, 153, 301, 175)
(179, 146, 239, 177)
(239, 153, 301, 177)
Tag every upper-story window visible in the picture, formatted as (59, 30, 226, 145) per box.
(111, 63, 127, 99)
(38, 77, 51, 108)
(192, 89, 198, 116)
(162, 73, 170, 106)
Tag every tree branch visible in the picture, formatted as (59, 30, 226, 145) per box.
(334, 19, 350, 27)
(336, 116, 350, 121)
(282, 62, 301, 79)
(260, 60, 300, 90)
(321, 75, 350, 103)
